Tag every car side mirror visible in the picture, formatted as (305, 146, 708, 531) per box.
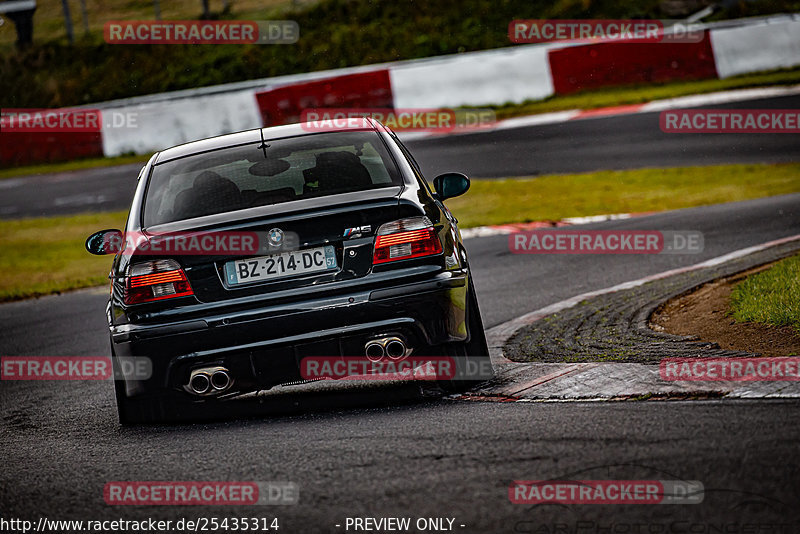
(85, 229, 123, 255)
(433, 172, 470, 201)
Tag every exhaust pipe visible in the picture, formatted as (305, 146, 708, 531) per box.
(186, 366, 233, 396)
(384, 338, 407, 360)
(365, 341, 385, 362)
(189, 372, 211, 394)
(211, 369, 231, 391)
(365, 336, 409, 361)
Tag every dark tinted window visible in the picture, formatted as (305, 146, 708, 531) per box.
(143, 131, 400, 227)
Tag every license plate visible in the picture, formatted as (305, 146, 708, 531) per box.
(224, 245, 337, 285)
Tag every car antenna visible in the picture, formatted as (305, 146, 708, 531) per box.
(257, 128, 270, 159)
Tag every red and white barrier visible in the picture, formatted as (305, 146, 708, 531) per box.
(0, 109, 104, 166)
(101, 90, 261, 157)
(254, 70, 393, 127)
(710, 19, 800, 79)
(389, 45, 554, 109)
(3, 17, 799, 166)
(548, 33, 718, 95)
(0, 130, 103, 166)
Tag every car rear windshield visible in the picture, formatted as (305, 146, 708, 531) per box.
(143, 130, 402, 227)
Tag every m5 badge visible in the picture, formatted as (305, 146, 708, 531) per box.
(343, 225, 372, 239)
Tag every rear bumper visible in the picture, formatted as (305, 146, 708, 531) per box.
(112, 271, 468, 399)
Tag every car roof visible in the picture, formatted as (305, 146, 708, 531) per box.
(153, 117, 384, 164)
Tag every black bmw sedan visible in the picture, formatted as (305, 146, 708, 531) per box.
(86, 118, 493, 424)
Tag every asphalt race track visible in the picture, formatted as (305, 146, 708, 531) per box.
(1, 94, 799, 220)
(412, 93, 800, 179)
(2, 99, 800, 530)
(2, 197, 800, 529)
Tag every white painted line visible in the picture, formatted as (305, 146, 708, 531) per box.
(0, 179, 27, 189)
(493, 110, 581, 130)
(560, 213, 634, 224)
(460, 226, 513, 239)
(640, 84, 800, 112)
(486, 233, 800, 366)
(53, 194, 109, 207)
(409, 84, 800, 141)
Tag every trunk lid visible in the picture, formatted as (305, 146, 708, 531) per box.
(141, 188, 403, 303)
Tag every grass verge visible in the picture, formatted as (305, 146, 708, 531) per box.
(0, 211, 126, 301)
(730, 254, 800, 333)
(1, 162, 798, 302)
(449, 163, 800, 228)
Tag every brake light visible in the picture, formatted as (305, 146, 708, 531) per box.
(373, 217, 442, 264)
(124, 259, 194, 305)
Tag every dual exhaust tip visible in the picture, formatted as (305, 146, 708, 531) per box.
(187, 366, 232, 396)
(365, 337, 408, 362)
(187, 340, 407, 395)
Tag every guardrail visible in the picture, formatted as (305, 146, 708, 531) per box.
(0, 0, 36, 47)
(2, 14, 798, 165)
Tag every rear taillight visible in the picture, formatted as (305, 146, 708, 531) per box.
(124, 259, 194, 305)
(373, 216, 443, 264)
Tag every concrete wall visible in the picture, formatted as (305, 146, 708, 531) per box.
(710, 19, 800, 79)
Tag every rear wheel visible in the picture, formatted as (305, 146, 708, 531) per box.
(115, 392, 175, 425)
(112, 352, 186, 425)
(437, 277, 494, 393)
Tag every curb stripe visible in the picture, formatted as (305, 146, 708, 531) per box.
(486, 233, 800, 367)
(461, 212, 654, 240)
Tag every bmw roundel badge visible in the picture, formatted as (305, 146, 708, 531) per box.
(268, 228, 284, 246)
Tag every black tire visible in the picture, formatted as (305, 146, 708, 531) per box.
(112, 353, 185, 425)
(437, 277, 494, 393)
(115, 392, 175, 425)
